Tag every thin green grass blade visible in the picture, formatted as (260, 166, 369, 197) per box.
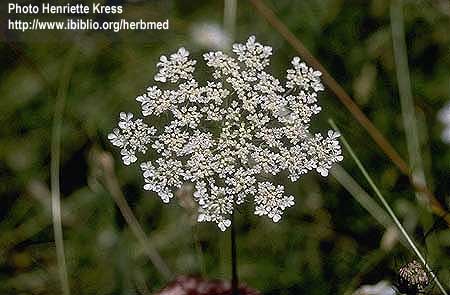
(390, 0, 428, 203)
(51, 47, 79, 295)
(329, 119, 449, 295)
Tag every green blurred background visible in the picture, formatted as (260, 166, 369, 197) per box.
(1, 0, 450, 294)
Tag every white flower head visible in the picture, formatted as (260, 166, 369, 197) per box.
(108, 36, 343, 231)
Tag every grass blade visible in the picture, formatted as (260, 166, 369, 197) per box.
(329, 119, 449, 295)
(224, 0, 237, 42)
(390, 0, 428, 202)
(51, 47, 78, 295)
(331, 165, 391, 229)
(96, 150, 173, 280)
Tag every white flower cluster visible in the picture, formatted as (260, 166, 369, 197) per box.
(108, 112, 156, 165)
(109, 36, 343, 231)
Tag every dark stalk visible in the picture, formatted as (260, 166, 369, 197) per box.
(231, 213, 239, 295)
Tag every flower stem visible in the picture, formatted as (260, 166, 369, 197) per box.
(97, 151, 173, 280)
(231, 213, 239, 295)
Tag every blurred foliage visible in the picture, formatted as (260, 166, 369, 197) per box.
(1, 0, 450, 294)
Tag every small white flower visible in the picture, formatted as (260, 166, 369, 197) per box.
(154, 48, 196, 83)
(108, 128, 124, 147)
(108, 112, 155, 165)
(109, 36, 343, 230)
(121, 149, 137, 165)
(287, 57, 324, 92)
(254, 182, 294, 222)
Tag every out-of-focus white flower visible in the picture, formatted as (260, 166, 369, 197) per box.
(438, 103, 450, 125)
(442, 128, 450, 143)
(190, 23, 231, 50)
(97, 229, 118, 248)
(353, 281, 395, 295)
(438, 103, 450, 143)
(109, 36, 343, 231)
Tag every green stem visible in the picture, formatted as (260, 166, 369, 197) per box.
(231, 213, 239, 295)
(99, 151, 172, 280)
(223, 1, 239, 293)
(224, 0, 237, 43)
(51, 47, 78, 295)
(390, 0, 427, 203)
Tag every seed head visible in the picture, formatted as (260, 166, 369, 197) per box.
(398, 260, 429, 293)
